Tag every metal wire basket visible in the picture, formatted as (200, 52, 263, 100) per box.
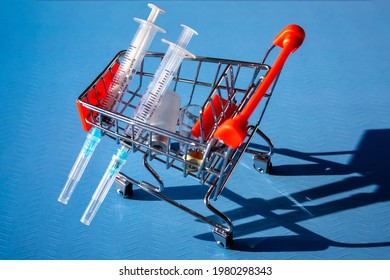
(76, 25, 305, 248)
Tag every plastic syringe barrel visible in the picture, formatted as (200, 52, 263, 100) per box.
(58, 4, 164, 206)
(80, 146, 129, 225)
(102, 3, 165, 114)
(58, 127, 101, 204)
(125, 24, 198, 139)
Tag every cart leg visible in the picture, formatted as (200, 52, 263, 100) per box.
(204, 184, 234, 248)
(246, 126, 274, 174)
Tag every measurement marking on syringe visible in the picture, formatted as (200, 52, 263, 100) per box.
(103, 56, 138, 112)
(126, 25, 197, 141)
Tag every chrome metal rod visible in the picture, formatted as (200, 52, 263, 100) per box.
(116, 172, 232, 233)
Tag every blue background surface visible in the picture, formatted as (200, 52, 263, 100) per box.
(1, 0, 390, 259)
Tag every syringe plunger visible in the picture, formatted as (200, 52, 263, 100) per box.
(126, 25, 198, 140)
(101, 3, 166, 113)
(146, 3, 165, 23)
(176, 24, 198, 49)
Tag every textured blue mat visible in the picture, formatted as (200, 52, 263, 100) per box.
(1, 0, 390, 260)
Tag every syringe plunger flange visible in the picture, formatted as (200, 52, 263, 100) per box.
(177, 24, 198, 49)
(147, 3, 166, 23)
(160, 24, 198, 60)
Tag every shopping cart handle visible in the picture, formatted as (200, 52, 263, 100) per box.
(213, 24, 305, 149)
(273, 24, 305, 53)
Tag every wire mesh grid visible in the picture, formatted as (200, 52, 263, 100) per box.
(78, 51, 273, 186)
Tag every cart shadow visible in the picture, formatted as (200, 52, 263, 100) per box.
(193, 129, 390, 252)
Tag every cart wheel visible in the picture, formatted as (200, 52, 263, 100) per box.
(224, 234, 234, 249)
(267, 161, 273, 174)
(213, 227, 234, 249)
(116, 183, 133, 199)
(253, 154, 272, 174)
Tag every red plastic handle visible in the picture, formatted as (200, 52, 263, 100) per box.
(213, 24, 305, 149)
(273, 24, 305, 54)
(191, 95, 237, 140)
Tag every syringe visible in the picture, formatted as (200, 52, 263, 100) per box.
(58, 4, 165, 205)
(102, 3, 166, 115)
(127, 24, 198, 140)
(80, 25, 197, 225)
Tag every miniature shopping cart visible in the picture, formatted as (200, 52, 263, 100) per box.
(76, 25, 305, 248)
